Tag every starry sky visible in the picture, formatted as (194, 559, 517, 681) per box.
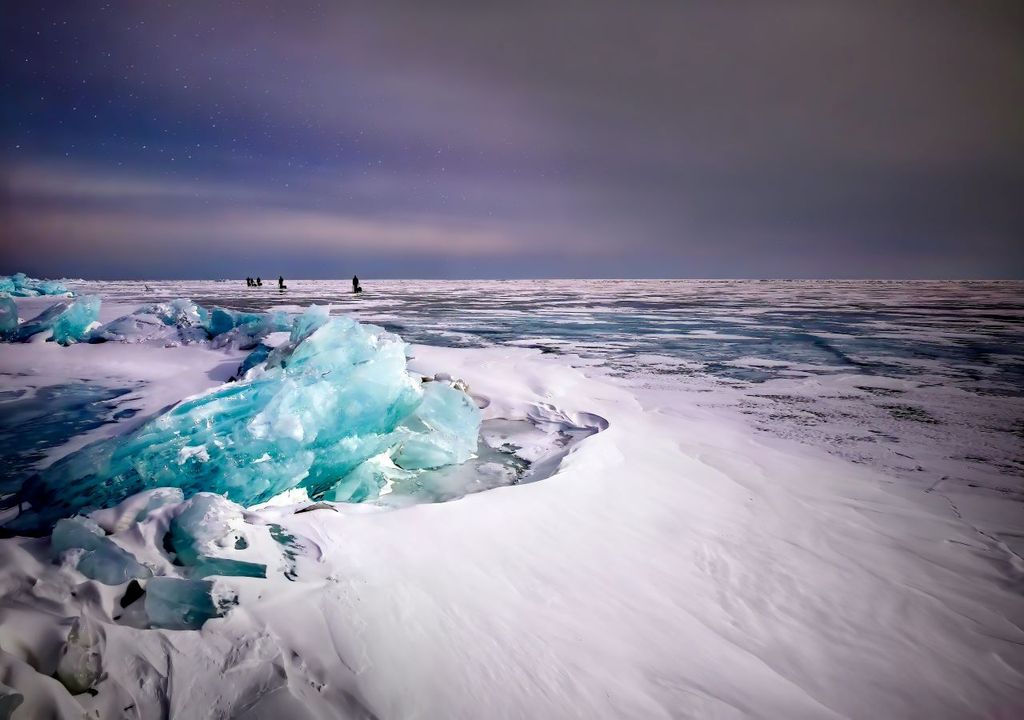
(1, 1, 1022, 279)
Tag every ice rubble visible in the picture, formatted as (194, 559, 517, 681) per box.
(0, 272, 69, 297)
(11, 307, 481, 532)
(44, 490, 289, 631)
(85, 298, 292, 347)
(1, 293, 294, 347)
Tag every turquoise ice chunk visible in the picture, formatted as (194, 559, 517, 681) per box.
(13, 296, 99, 343)
(144, 577, 226, 630)
(205, 307, 238, 337)
(394, 382, 481, 470)
(50, 516, 152, 585)
(209, 308, 290, 350)
(15, 311, 418, 525)
(237, 343, 272, 376)
(51, 295, 100, 346)
(11, 306, 481, 531)
(0, 296, 17, 339)
(15, 300, 70, 340)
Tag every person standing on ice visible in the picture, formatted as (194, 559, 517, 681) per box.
(352, 274, 362, 293)
(278, 275, 285, 290)
(256, 276, 262, 287)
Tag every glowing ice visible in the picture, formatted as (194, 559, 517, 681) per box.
(11, 296, 100, 344)
(51, 295, 100, 346)
(14, 308, 481, 531)
(50, 516, 152, 585)
(393, 381, 481, 470)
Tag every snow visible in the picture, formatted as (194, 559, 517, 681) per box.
(0, 282, 1021, 718)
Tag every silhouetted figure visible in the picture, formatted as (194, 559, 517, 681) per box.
(246, 277, 252, 287)
(278, 275, 285, 290)
(256, 276, 262, 287)
(352, 274, 362, 293)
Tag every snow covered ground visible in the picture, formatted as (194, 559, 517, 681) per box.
(1, 281, 1022, 718)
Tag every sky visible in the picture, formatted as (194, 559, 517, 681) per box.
(1, 0, 1022, 279)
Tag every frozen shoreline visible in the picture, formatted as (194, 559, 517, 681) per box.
(0, 293, 1022, 718)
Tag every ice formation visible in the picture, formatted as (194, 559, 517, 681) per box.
(86, 298, 292, 348)
(0, 295, 17, 340)
(0, 272, 69, 297)
(50, 516, 152, 585)
(10, 296, 101, 344)
(51, 295, 101, 345)
(87, 298, 209, 345)
(11, 308, 481, 532)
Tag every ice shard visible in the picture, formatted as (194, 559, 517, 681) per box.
(50, 516, 152, 585)
(51, 295, 100, 346)
(11, 296, 100, 344)
(144, 577, 230, 630)
(393, 381, 481, 470)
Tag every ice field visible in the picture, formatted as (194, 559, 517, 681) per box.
(0, 278, 1021, 718)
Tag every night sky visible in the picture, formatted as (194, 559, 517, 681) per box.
(2, 1, 1022, 279)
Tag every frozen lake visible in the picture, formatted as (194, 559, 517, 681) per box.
(1, 277, 1022, 718)
(66, 278, 1024, 535)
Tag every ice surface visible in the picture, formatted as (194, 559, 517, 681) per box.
(0, 272, 69, 297)
(10, 308, 480, 531)
(50, 516, 152, 585)
(144, 577, 227, 630)
(322, 453, 414, 502)
(0, 289, 1022, 717)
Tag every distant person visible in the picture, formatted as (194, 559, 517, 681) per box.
(256, 276, 262, 287)
(246, 277, 252, 287)
(278, 275, 285, 290)
(352, 274, 362, 293)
